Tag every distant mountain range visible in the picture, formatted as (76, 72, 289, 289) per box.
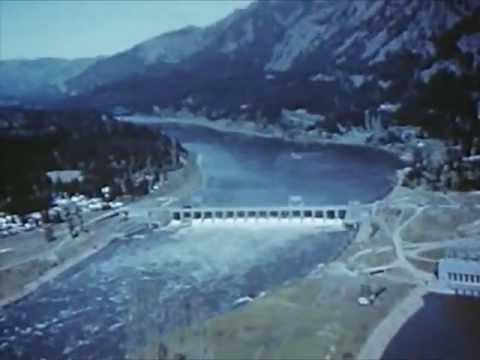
(0, 57, 99, 105)
(1, 0, 479, 125)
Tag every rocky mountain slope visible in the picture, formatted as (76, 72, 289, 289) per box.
(4, 1, 480, 130)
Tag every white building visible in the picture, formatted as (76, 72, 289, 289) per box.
(438, 252, 480, 297)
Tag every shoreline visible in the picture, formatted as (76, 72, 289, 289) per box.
(119, 113, 402, 154)
(0, 152, 203, 307)
(358, 286, 427, 359)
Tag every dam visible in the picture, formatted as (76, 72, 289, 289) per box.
(168, 202, 368, 227)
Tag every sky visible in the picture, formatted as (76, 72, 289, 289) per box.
(0, 0, 252, 60)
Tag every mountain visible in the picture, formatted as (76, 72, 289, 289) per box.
(0, 58, 99, 104)
(64, 7, 252, 95)
(7, 0, 480, 130)
(60, 0, 479, 123)
(64, 26, 208, 94)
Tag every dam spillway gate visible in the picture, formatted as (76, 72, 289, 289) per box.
(168, 205, 364, 227)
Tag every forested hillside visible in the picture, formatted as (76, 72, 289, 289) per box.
(0, 110, 183, 214)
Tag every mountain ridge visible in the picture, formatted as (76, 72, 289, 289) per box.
(2, 0, 479, 127)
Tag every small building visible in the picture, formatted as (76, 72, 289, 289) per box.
(438, 250, 480, 297)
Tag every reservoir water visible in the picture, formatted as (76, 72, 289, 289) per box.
(161, 123, 402, 206)
(0, 122, 402, 359)
(382, 294, 480, 360)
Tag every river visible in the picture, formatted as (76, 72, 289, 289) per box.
(0, 122, 402, 359)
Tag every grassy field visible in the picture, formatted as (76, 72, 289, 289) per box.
(156, 270, 411, 360)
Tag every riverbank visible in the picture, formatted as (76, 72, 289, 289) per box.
(0, 152, 203, 307)
(119, 113, 446, 167)
(120, 113, 386, 148)
(118, 114, 282, 141)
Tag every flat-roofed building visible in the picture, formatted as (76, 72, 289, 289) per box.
(438, 251, 480, 297)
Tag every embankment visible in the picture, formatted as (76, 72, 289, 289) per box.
(358, 286, 427, 359)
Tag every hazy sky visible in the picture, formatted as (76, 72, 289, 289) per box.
(0, 0, 252, 60)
